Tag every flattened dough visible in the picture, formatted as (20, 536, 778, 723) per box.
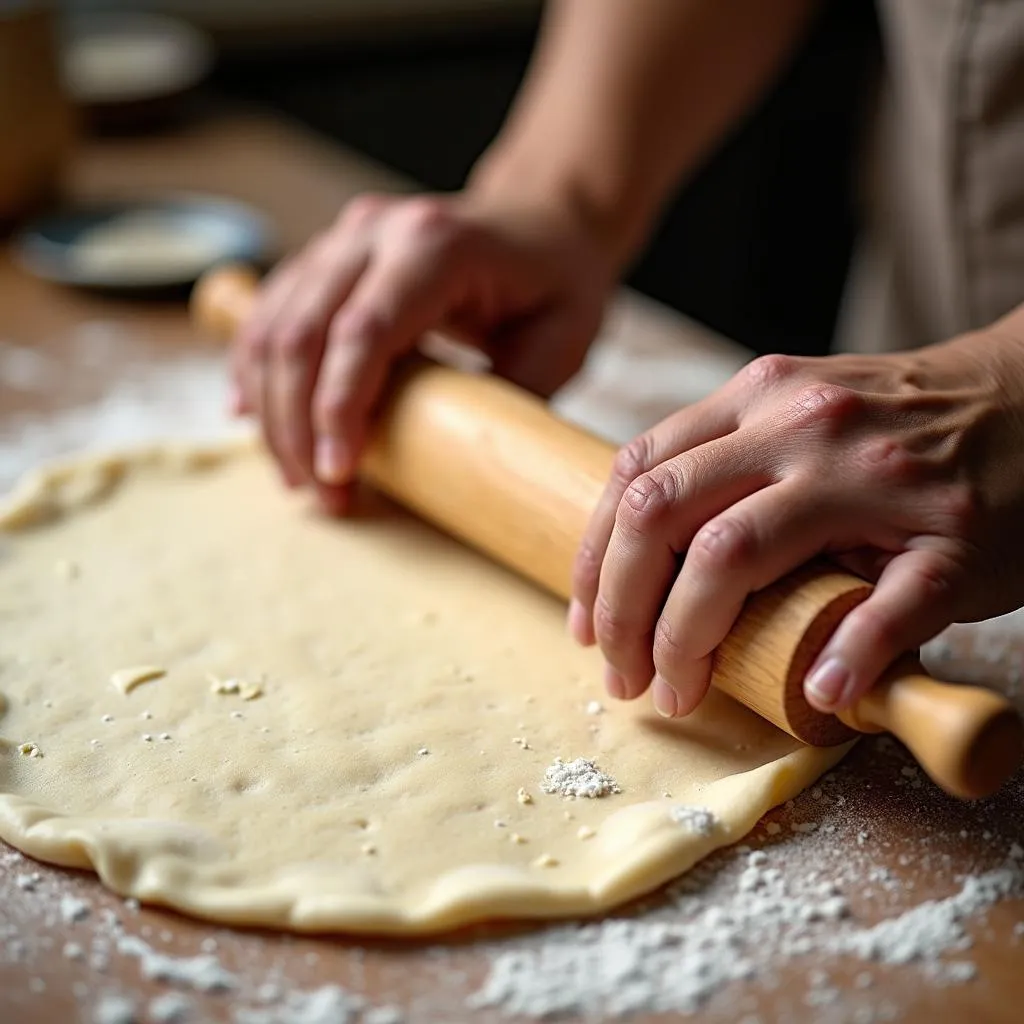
(0, 446, 847, 934)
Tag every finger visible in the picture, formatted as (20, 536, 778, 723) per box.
(569, 394, 741, 652)
(251, 270, 309, 485)
(311, 248, 460, 484)
(490, 305, 598, 399)
(804, 543, 963, 713)
(829, 547, 896, 584)
(593, 434, 772, 699)
(651, 479, 840, 717)
(233, 254, 306, 418)
(265, 244, 370, 488)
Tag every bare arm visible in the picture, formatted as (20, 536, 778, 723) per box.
(472, 0, 822, 268)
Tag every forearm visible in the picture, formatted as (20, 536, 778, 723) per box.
(470, 0, 821, 270)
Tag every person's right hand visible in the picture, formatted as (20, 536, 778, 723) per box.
(231, 190, 616, 511)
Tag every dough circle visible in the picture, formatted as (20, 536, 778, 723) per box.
(0, 446, 846, 935)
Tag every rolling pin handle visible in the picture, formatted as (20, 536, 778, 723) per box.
(192, 263, 261, 339)
(839, 656, 1024, 799)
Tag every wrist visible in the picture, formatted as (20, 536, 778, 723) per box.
(988, 304, 1024, 353)
(930, 305, 1024, 397)
(466, 138, 656, 278)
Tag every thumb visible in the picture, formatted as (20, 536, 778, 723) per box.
(490, 308, 599, 398)
(803, 544, 963, 713)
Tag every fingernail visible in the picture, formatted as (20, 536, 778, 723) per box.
(805, 657, 850, 709)
(652, 676, 679, 718)
(315, 437, 352, 484)
(604, 665, 627, 700)
(567, 599, 594, 646)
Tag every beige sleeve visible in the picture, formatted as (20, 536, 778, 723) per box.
(836, 0, 1024, 354)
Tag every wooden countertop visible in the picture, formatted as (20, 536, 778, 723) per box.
(0, 106, 1021, 1024)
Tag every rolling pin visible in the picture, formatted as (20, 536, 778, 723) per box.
(192, 265, 1024, 800)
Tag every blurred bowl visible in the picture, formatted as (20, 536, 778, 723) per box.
(14, 193, 275, 293)
(60, 11, 214, 129)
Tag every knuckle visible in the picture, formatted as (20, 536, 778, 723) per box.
(742, 353, 799, 392)
(653, 616, 686, 668)
(399, 196, 452, 236)
(909, 559, 953, 604)
(331, 304, 391, 345)
(272, 322, 314, 363)
(313, 390, 353, 432)
(857, 438, 918, 483)
(592, 595, 638, 651)
(688, 516, 756, 575)
(338, 193, 386, 229)
(572, 539, 603, 599)
(611, 435, 653, 490)
(847, 602, 900, 654)
(932, 484, 980, 537)
(788, 383, 863, 433)
(618, 467, 678, 534)
(243, 329, 270, 364)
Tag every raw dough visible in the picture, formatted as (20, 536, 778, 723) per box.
(0, 445, 847, 935)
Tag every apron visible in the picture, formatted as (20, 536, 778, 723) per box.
(836, 0, 1024, 353)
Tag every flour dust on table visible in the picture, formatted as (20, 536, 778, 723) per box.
(0, 444, 844, 935)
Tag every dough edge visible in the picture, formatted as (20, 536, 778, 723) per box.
(0, 444, 851, 935)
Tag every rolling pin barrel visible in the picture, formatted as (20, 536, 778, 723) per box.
(191, 265, 1024, 800)
(192, 265, 615, 600)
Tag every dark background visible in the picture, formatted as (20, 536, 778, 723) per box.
(214, 0, 881, 358)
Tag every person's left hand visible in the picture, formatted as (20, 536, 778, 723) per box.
(567, 325, 1024, 718)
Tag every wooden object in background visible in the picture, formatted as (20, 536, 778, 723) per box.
(192, 265, 1024, 799)
(0, 5, 76, 226)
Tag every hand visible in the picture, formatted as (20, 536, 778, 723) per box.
(568, 328, 1024, 718)
(231, 190, 614, 511)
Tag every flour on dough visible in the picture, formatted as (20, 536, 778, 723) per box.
(0, 445, 848, 935)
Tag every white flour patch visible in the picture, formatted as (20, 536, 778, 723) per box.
(93, 992, 137, 1024)
(148, 992, 194, 1022)
(541, 757, 621, 799)
(0, 340, 58, 393)
(232, 986, 403, 1024)
(0, 323, 245, 495)
(60, 894, 92, 923)
(670, 805, 717, 836)
(471, 843, 1023, 1019)
(831, 868, 1020, 966)
(116, 934, 237, 992)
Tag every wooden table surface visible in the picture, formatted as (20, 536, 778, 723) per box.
(0, 105, 1022, 1024)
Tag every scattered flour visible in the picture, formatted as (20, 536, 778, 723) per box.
(0, 323, 244, 495)
(832, 868, 1020, 965)
(148, 992, 195, 1023)
(669, 805, 717, 836)
(116, 934, 237, 992)
(472, 838, 1024, 1019)
(232, 985, 367, 1024)
(93, 993, 137, 1024)
(541, 757, 621, 799)
(61, 894, 92, 923)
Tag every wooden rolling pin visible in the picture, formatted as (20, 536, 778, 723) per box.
(192, 265, 1024, 800)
